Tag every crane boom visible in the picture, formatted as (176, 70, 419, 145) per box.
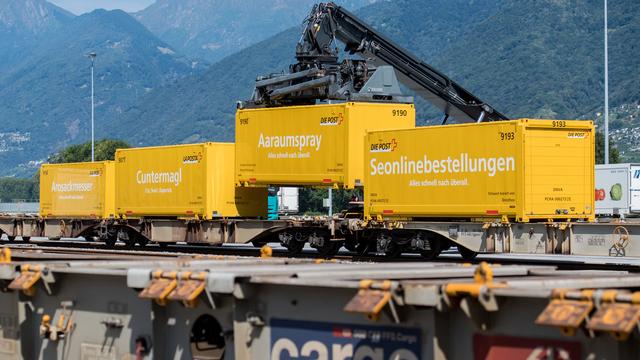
(246, 2, 508, 123)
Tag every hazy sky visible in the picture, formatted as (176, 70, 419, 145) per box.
(49, 0, 156, 15)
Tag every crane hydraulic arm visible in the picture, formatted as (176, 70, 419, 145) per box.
(247, 2, 508, 123)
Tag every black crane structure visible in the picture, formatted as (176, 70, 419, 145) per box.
(245, 2, 508, 124)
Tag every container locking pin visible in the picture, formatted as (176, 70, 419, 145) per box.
(167, 271, 208, 308)
(138, 270, 178, 306)
(344, 279, 397, 322)
(39, 301, 75, 341)
(8, 264, 43, 296)
(260, 245, 273, 258)
(444, 262, 506, 299)
(0, 247, 10, 263)
(586, 290, 640, 341)
(535, 288, 594, 337)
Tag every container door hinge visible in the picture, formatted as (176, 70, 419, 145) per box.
(8, 264, 54, 296)
(344, 279, 398, 322)
(586, 291, 640, 341)
(535, 289, 594, 337)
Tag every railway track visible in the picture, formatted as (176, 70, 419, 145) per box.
(2, 236, 639, 272)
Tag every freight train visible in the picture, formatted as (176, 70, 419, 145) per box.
(0, 115, 606, 259)
(1, 3, 634, 259)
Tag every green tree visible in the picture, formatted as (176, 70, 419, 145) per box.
(0, 139, 130, 203)
(299, 188, 363, 215)
(299, 188, 325, 214)
(595, 132, 621, 164)
(48, 139, 131, 163)
(0, 178, 38, 202)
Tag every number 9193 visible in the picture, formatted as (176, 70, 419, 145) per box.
(499, 132, 515, 141)
(552, 120, 567, 127)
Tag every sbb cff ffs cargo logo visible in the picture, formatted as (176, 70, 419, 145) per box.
(370, 139, 397, 153)
(270, 319, 421, 360)
(320, 113, 343, 126)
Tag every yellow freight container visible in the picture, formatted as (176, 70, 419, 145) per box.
(115, 143, 266, 219)
(365, 119, 595, 222)
(40, 161, 115, 219)
(235, 102, 415, 188)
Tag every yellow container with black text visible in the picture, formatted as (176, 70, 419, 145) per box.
(115, 143, 266, 219)
(365, 119, 595, 222)
(235, 102, 415, 188)
(40, 161, 115, 219)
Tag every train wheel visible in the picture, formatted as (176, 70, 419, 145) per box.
(420, 239, 442, 260)
(343, 234, 359, 252)
(21, 236, 30, 243)
(136, 236, 149, 247)
(280, 231, 306, 256)
(284, 240, 305, 255)
(384, 242, 403, 258)
(105, 235, 117, 248)
(355, 241, 371, 255)
(458, 246, 478, 261)
(7, 236, 15, 242)
(343, 240, 356, 252)
(316, 240, 341, 258)
(376, 232, 401, 258)
(117, 229, 135, 249)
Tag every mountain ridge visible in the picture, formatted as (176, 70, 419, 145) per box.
(133, 0, 378, 63)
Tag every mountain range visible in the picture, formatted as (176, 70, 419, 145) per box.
(0, 0, 202, 176)
(0, 0, 72, 73)
(0, 0, 639, 177)
(108, 0, 640, 146)
(133, 0, 377, 63)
